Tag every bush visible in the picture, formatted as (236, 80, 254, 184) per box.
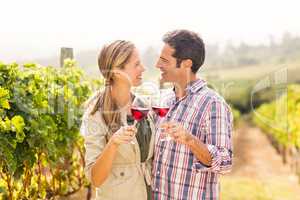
(0, 60, 102, 199)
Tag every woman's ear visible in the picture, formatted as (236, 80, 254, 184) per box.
(111, 69, 122, 79)
(111, 69, 131, 83)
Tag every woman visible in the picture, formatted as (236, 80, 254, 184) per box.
(81, 40, 154, 200)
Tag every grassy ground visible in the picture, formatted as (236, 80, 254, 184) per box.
(221, 176, 300, 200)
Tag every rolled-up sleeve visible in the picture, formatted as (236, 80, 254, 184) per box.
(193, 99, 233, 174)
(81, 111, 108, 182)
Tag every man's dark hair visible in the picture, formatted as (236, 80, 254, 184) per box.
(163, 29, 205, 74)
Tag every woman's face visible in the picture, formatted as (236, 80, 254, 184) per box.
(119, 48, 145, 87)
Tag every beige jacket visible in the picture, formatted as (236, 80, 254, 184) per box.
(81, 92, 155, 200)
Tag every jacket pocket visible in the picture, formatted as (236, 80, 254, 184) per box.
(113, 165, 147, 200)
(110, 165, 135, 186)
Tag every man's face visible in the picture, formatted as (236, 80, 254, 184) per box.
(156, 44, 184, 83)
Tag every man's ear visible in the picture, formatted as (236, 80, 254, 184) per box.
(182, 59, 193, 69)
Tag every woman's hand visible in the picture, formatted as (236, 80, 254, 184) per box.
(109, 125, 137, 146)
(90, 125, 137, 187)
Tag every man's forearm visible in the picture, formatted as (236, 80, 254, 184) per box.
(187, 135, 212, 166)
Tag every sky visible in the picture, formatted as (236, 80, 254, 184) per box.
(1, 0, 299, 62)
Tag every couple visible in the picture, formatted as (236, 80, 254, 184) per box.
(81, 29, 233, 200)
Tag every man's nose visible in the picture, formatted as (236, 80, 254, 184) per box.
(141, 65, 146, 72)
(155, 62, 161, 69)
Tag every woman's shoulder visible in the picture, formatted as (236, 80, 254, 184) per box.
(83, 89, 103, 111)
(82, 89, 105, 121)
(81, 90, 109, 136)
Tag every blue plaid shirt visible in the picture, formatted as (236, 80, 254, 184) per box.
(152, 79, 233, 200)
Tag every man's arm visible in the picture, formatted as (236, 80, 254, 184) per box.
(166, 100, 233, 173)
(186, 135, 212, 167)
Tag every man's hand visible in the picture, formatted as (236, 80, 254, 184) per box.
(161, 122, 194, 145)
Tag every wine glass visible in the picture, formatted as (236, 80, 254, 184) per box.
(151, 89, 171, 141)
(131, 95, 151, 125)
(127, 95, 150, 144)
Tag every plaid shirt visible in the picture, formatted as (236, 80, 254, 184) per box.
(152, 79, 233, 200)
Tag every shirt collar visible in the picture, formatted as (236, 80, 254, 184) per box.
(171, 79, 207, 102)
(186, 78, 207, 94)
(175, 78, 206, 95)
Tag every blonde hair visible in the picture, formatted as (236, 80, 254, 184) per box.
(90, 40, 135, 133)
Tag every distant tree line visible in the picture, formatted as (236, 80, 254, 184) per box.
(205, 32, 300, 68)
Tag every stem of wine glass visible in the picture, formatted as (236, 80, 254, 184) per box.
(127, 120, 137, 145)
(129, 120, 138, 145)
(159, 125, 172, 141)
(130, 120, 137, 145)
(160, 132, 172, 141)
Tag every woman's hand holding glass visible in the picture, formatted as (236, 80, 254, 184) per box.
(110, 125, 137, 146)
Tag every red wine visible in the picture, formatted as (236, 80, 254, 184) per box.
(152, 106, 169, 117)
(131, 107, 149, 121)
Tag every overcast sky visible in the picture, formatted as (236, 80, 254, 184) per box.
(1, 0, 299, 62)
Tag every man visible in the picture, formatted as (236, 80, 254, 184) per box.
(152, 30, 233, 200)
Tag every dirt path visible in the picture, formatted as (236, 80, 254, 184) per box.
(231, 121, 296, 178)
(221, 120, 300, 200)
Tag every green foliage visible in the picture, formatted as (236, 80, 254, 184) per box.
(206, 79, 254, 113)
(253, 84, 300, 148)
(0, 60, 102, 199)
(232, 107, 241, 125)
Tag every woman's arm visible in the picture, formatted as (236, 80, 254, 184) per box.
(89, 126, 137, 187)
(90, 139, 119, 187)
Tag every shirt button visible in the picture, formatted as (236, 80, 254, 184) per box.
(120, 172, 124, 176)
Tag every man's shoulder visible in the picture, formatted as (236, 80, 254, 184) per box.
(197, 87, 231, 110)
